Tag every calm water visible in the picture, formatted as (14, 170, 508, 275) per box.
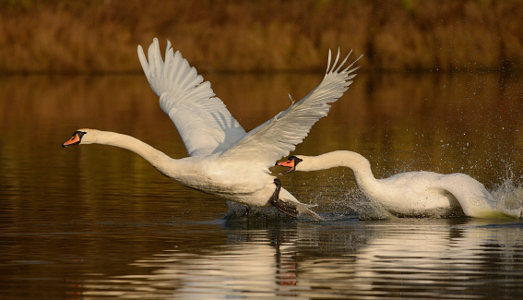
(0, 71, 522, 299)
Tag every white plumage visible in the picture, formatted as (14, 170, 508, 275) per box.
(63, 38, 362, 220)
(138, 39, 246, 157)
(277, 150, 513, 218)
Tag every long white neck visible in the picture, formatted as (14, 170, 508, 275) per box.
(85, 130, 179, 177)
(296, 150, 381, 198)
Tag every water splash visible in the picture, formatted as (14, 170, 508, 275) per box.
(315, 170, 392, 221)
(491, 168, 523, 218)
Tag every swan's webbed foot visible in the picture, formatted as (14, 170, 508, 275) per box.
(269, 178, 298, 218)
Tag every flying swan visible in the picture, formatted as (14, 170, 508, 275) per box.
(277, 150, 507, 218)
(62, 38, 361, 220)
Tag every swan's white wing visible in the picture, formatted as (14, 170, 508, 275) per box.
(428, 174, 496, 217)
(138, 38, 246, 157)
(221, 49, 362, 168)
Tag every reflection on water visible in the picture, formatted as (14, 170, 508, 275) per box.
(80, 219, 523, 299)
(0, 71, 521, 298)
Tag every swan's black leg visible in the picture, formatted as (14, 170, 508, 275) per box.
(270, 178, 298, 218)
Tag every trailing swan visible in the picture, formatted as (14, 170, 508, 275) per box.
(276, 150, 514, 218)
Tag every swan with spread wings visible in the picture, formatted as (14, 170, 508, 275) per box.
(63, 38, 361, 220)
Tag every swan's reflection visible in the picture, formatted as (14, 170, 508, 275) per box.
(81, 218, 523, 299)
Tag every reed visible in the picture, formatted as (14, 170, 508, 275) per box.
(0, 0, 521, 73)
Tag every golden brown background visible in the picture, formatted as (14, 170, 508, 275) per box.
(0, 0, 521, 73)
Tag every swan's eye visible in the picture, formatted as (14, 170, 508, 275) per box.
(62, 131, 86, 148)
(75, 131, 87, 139)
(292, 156, 303, 165)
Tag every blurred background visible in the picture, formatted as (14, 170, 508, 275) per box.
(0, 0, 521, 73)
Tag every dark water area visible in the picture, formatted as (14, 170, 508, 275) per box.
(0, 71, 522, 298)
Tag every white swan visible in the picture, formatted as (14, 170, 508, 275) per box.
(277, 150, 504, 218)
(62, 38, 362, 220)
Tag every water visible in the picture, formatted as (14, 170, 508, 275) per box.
(0, 71, 522, 299)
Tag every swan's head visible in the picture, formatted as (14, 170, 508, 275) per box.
(62, 129, 96, 147)
(276, 155, 303, 174)
(277, 151, 371, 173)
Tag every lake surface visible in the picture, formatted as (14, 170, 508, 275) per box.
(0, 71, 522, 299)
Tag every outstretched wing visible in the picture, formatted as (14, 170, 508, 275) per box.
(138, 38, 246, 157)
(221, 49, 362, 168)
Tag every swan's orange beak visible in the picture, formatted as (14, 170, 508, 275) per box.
(276, 159, 295, 174)
(62, 131, 84, 148)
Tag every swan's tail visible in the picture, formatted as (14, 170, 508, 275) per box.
(296, 202, 324, 221)
(279, 188, 324, 221)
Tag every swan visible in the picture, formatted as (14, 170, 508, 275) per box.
(276, 150, 503, 218)
(62, 38, 362, 220)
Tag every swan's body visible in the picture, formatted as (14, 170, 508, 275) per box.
(69, 130, 283, 207)
(278, 150, 500, 218)
(63, 39, 361, 220)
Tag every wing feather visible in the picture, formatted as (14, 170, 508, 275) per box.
(138, 38, 246, 157)
(221, 50, 362, 168)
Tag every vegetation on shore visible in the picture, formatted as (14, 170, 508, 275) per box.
(0, 0, 521, 73)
